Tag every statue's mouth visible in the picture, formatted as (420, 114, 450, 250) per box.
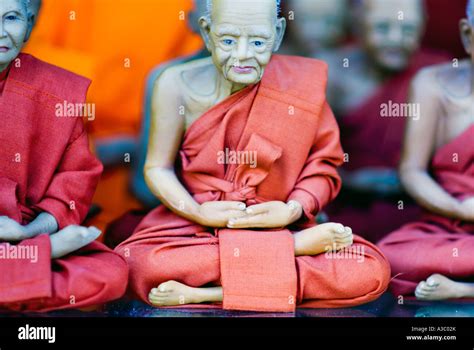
(232, 66, 254, 74)
(0, 47, 9, 53)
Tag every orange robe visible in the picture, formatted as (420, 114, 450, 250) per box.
(116, 55, 390, 312)
(378, 125, 474, 296)
(0, 54, 128, 312)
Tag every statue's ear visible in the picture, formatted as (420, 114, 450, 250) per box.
(199, 16, 213, 52)
(273, 17, 286, 52)
(460, 19, 472, 55)
(23, 14, 35, 43)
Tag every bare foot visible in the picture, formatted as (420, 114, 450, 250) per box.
(50, 226, 101, 259)
(415, 274, 474, 301)
(148, 280, 222, 307)
(294, 222, 353, 257)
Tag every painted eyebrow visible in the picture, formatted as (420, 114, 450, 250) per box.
(215, 26, 241, 37)
(247, 29, 273, 39)
(215, 27, 272, 40)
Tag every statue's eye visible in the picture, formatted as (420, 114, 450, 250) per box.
(253, 41, 264, 47)
(5, 15, 18, 21)
(222, 39, 235, 46)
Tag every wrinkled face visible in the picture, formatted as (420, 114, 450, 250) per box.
(361, 0, 424, 72)
(291, 0, 347, 51)
(0, 0, 29, 71)
(203, 0, 282, 86)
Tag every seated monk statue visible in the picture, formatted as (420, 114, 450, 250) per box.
(116, 0, 390, 312)
(0, 0, 128, 312)
(378, 0, 474, 301)
(324, 0, 450, 243)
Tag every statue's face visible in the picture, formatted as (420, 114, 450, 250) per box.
(291, 0, 347, 52)
(361, 0, 424, 72)
(204, 0, 281, 86)
(0, 0, 29, 71)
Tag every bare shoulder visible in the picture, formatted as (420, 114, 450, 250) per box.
(160, 57, 215, 96)
(413, 63, 440, 83)
(411, 63, 443, 97)
(413, 60, 469, 98)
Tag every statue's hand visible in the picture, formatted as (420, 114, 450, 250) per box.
(459, 197, 474, 222)
(227, 201, 303, 229)
(197, 201, 247, 227)
(0, 216, 28, 242)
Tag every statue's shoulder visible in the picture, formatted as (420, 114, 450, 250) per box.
(262, 55, 329, 106)
(158, 57, 215, 98)
(413, 60, 468, 98)
(269, 54, 328, 76)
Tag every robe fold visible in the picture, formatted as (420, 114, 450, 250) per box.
(378, 124, 474, 296)
(116, 55, 390, 312)
(326, 49, 450, 243)
(0, 54, 128, 312)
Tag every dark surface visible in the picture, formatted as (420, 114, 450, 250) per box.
(2, 293, 474, 318)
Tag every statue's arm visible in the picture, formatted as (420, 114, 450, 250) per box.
(399, 69, 468, 220)
(144, 69, 202, 223)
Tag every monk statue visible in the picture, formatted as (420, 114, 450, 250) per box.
(0, 0, 128, 312)
(116, 0, 390, 312)
(324, 0, 450, 243)
(280, 0, 348, 57)
(378, 0, 474, 301)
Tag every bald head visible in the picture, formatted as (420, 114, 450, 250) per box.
(353, 0, 425, 72)
(354, 0, 424, 22)
(206, 0, 281, 23)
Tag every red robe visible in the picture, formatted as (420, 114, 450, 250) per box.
(326, 49, 450, 243)
(378, 124, 474, 296)
(0, 54, 128, 312)
(116, 55, 390, 312)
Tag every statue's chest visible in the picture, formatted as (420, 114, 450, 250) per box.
(182, 89, 229, 131)
(437, 94, 474, 148)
